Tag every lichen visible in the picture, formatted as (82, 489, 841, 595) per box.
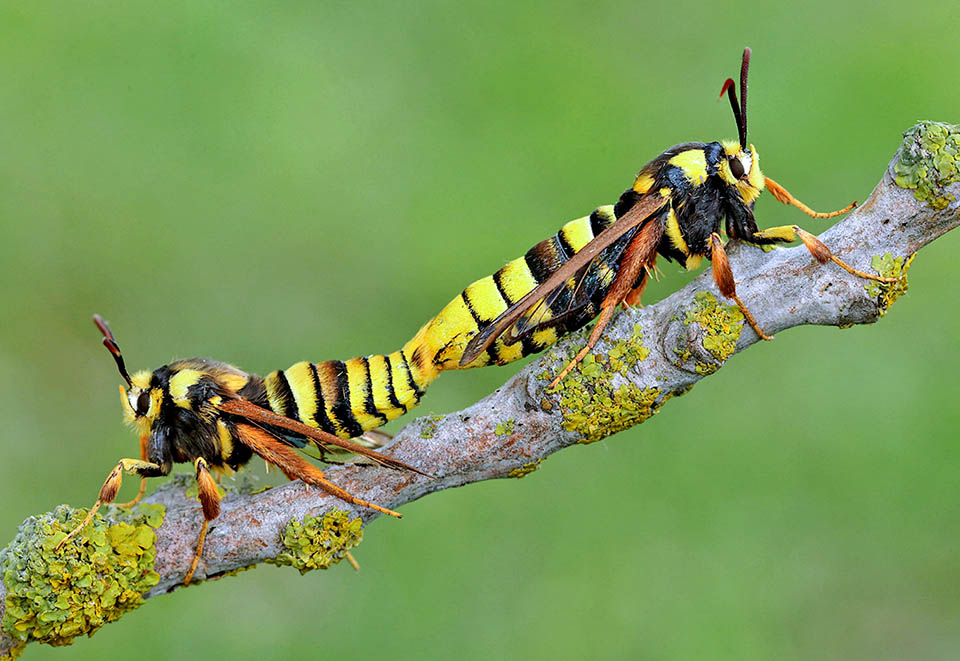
(865, 253, 915, 317)
(683, 291, 744, 374)
(5, 639, 26, 659)
(494, 419, 515, 436)
(267, 510, 363, 574)
(606, 324, 649, 371)
(508, 460, 542, 478)
(419, 414, 445, 439)
(893, 121, 960, 210)
(546, 324, 672, 443)
(1, 503, 164, 648)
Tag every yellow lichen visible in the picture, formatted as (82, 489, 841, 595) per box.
(893, 121, 960, 210)
(508, 460, 542, 478)
(267, 510, 364, 574)
(419, 414, 445, 439)
(864, 253, 915, 317)
(494, 419, 516, 436)
(683, 291, 744, 374)
(1, 504, 164, 648)
(546, 324, 680, 443)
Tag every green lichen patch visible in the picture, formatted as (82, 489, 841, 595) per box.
(101, 502, 166, 530)
(494, 418, 516, 436)
(508, 460, 542, 478)
(419, 414, 446, 439)
(683, 291, 744, 374)
(268, 510, 363, 574)
(544, 324, 670, 443)
(865, 253, 915, 317)
(893, 121, 960, 210)
(1, 504, 164, 648)
(607, 324, 649, 372)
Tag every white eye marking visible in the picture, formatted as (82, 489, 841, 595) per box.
(128, 390, 141, 413)
(739, 153, 752, 176)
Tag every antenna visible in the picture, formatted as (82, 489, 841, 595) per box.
(93, 314, 133, 387)
(718, 47, 751, 149)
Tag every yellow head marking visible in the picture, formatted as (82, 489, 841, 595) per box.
(735, 144, 763, 205)
(119, 383, 134, 422)
(718, 141, 763, 205)
(120, 370, 162, 433)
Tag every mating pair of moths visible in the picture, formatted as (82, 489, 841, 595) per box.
(56, 49, 896, 583)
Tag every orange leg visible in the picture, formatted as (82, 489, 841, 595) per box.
(623, 270, 650, 309)
(117, 432, 150, 508)
(56, 458, 164, 551)
(549, 299, 620, 388)
(710, 233, 773, 341)
(550, 220, 663, 388)
(764, 177, 856, 219)
(753, 225, 900, 284)
(184, 457, 222, 585)
(345, 552, 360, 571)
(235, 423, 402, 518)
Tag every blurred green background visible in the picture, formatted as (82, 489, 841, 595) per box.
(1, 1, 959, 659)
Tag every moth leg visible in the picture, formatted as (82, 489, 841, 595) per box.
(622, 269, 650, 309)
(345, 553, 360, 571)
(710, 233, 773, 341)
(764, 177, 856, 219)
(549, 295, 620, 388)
(753, 225, 899, 283)
(550, 220, 662, 388)
(117, 432, 150, 508)
(56, 458, 166, 551)
(184, 457, 222, 585)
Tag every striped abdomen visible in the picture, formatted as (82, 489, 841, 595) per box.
(264, 202, 633, 439)
(264, 352, 426, 440)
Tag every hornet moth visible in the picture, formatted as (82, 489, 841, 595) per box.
(460, 47, 899, 385)
(56, 316, 429, 584)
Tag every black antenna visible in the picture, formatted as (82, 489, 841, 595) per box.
(93, 314, 133, 387)
(739, 47, 751, 148)
(718, 47, 751, 149)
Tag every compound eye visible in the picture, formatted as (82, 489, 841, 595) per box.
(136, 390, 151, 416)
(729, 156, 745, 179)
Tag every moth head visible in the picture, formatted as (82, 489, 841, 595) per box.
(119, 373, 162, 431)
(720, 142, 754, 181)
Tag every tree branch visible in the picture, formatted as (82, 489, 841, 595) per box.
(2, 122, 958, 657)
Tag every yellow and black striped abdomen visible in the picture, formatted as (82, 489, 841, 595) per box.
(409, 204, 620, 371)
(263, 203, 625, 440)
(264, 350, 429, 440)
